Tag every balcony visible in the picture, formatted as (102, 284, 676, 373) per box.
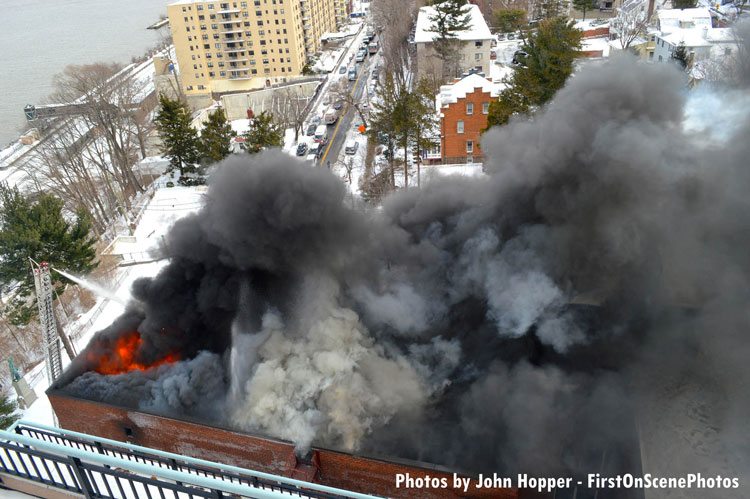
(217, 9, 241, 14)
(224, 48, 246, 54)
(227, 58, 248, 63)
(303, 24, 312, 31)
(222, 39, 245, 44)
(301, 6, 310, 12)
(220, 28, 243, 33)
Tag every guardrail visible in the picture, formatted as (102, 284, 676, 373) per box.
(1, 420, 386, 499)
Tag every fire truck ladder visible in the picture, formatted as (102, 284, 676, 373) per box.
(0, 420, 384, 499)
(32, 261, 63, 385)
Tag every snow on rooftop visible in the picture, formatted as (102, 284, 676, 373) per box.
(414, 4, 493, 44)
(660, 27, 734, 48)
(657, 7, 712, 34)
(437, 73, 502, 112)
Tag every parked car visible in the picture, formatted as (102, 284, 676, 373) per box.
(306, 123, 317, 136)
(512, 50, 528, 65)
(296, 142, 308, 156)
(371, 68, 379, 79)
(345, 141, 359, 155)
(311, 115, 321, 125)
(314, 125, 328, 143)
(507, 32, 515, 40)
(338, 65, 347, 74)
(355, 51, 366, 63)
(333, 101, 343, 110)
(307, 142, 322, 161)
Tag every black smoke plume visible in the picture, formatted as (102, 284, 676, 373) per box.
(60, 51, 750, 497)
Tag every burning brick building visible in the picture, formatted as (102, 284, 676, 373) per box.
(47, 53, 750, 499)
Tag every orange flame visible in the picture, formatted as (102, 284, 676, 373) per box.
(92, 331, 180, 375)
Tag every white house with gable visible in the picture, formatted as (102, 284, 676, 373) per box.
(653, 26, 736, 64)
(414, 4, 493, 84)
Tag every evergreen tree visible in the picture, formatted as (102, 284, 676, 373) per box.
(0, 393, 19, 430)
(495, 8, 527, 33)
(369, 73, 409, 188)
(244, 111, 283, 153)
(155, 94, 200, 176)
(536, 0, 568, 20)
(486, 17, 582, 128)
(199, 108, 236, 165)
(672, 0, 697, 8)
(671, 42, 690, 70)
(572, 0, 596, 20)
(427, 0, 473, 79)
(0, 185, 98, 324)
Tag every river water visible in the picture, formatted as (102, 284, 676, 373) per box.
(0, 0, 168, 148)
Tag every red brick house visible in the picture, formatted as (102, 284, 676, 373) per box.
(437, 73, 502, 164)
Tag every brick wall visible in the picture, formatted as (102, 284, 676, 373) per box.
(440, 88, 492, 161)
(48, 392, 519, 499)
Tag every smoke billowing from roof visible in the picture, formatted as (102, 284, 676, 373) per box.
(61, 52, 750, 492)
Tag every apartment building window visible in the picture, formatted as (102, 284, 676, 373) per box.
(202, 34, 209, 40)
(250, 59, 256, 65)
(261, 49, 268, 54)
(259, 30, 265, 35)
(281, 67, 285, 72)
(204, 43, 210, 49)
(286, 57, 290, 62)
(241, 1, 247, 5)
(215, 43, 221, 48)
(219, 61, 225, 67)
(252, 69, 258, 74)
(208, 4, 214, 9)
(210, 14, 216, 19)
(258, 20, 264, 25)
(212, 23, 218, 29)
(182, 7, 187, 12)
(246, 31, 252, 36)
(184, 16, 189, 22)
(475, 53, 482, 60)
(467, 140, 473, 153)
(280, 8, 284, 13)
(457, 121, 464, 134)
(260, 40, 266, 45)
(475, 41, 483, 47)
(249, 50, 255, 55)
(186, 85, 193, 90)
(199, 15, 205, 20)
(244, 21, 250, 26)
(214, 33, 219, 39)
(207, 62, 214, 68)
(256, 10, 262, 15)
(482, 102, 489, 114)
(263, 59, 269, 64)
(254, 0, 260, 5)
(283, 28, 287, 34)
(201, 25, 207, 30)
(186, 26, 191, 32)
(195, 73, 200, 78)
(220, 71, 226, 76)
(466, 102, 473, 115)
(198, 85, 206, 90)
(243, 11, 249, 17)
(197, 5, 203, 10)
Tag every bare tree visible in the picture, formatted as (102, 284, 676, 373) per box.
(611, 6, 648, 51)
(371, 0, 418, 86)
(50, 63, 158, 209)
(273, 87, 311, 142)
(329, 79, 370, 127)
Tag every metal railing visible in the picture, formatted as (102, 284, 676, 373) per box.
(0, 421, 385, 499)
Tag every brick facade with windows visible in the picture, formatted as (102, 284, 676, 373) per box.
(438, 73, 500, 164)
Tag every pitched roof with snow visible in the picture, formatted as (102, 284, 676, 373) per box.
(414, 4, 493, 44)
(436, 73, 501, 113)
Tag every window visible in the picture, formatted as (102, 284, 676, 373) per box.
(241, 1, 247, 5)
(207, 62, 214, 68)
(475, 53, 482, 60)
(198, 85, 205, 90)
(204, 43, 210, 49)
(466, 140, 473, 154)
(649, 51, 654, 60)
(195, 73, 200, 78)
(212, 23, 218, 29)
(208, 4, 214, 9)
(466, 102, 473, 115)
(186, 85, 193, 90)
(658, 55, 663, 61)
(202, 34, 209, 40)
(457, 121, 464, 134)
(199, 15, 205, 20)
(475, 41, 483, 47)
(220, 71, 226, 76)
(215, 43, 221, 48)
(214, 33, 220, 39)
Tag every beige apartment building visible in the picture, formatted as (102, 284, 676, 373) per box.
(167, 0, 336, 96)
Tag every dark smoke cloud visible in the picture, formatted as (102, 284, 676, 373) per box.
(59, 52, 750, 496)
